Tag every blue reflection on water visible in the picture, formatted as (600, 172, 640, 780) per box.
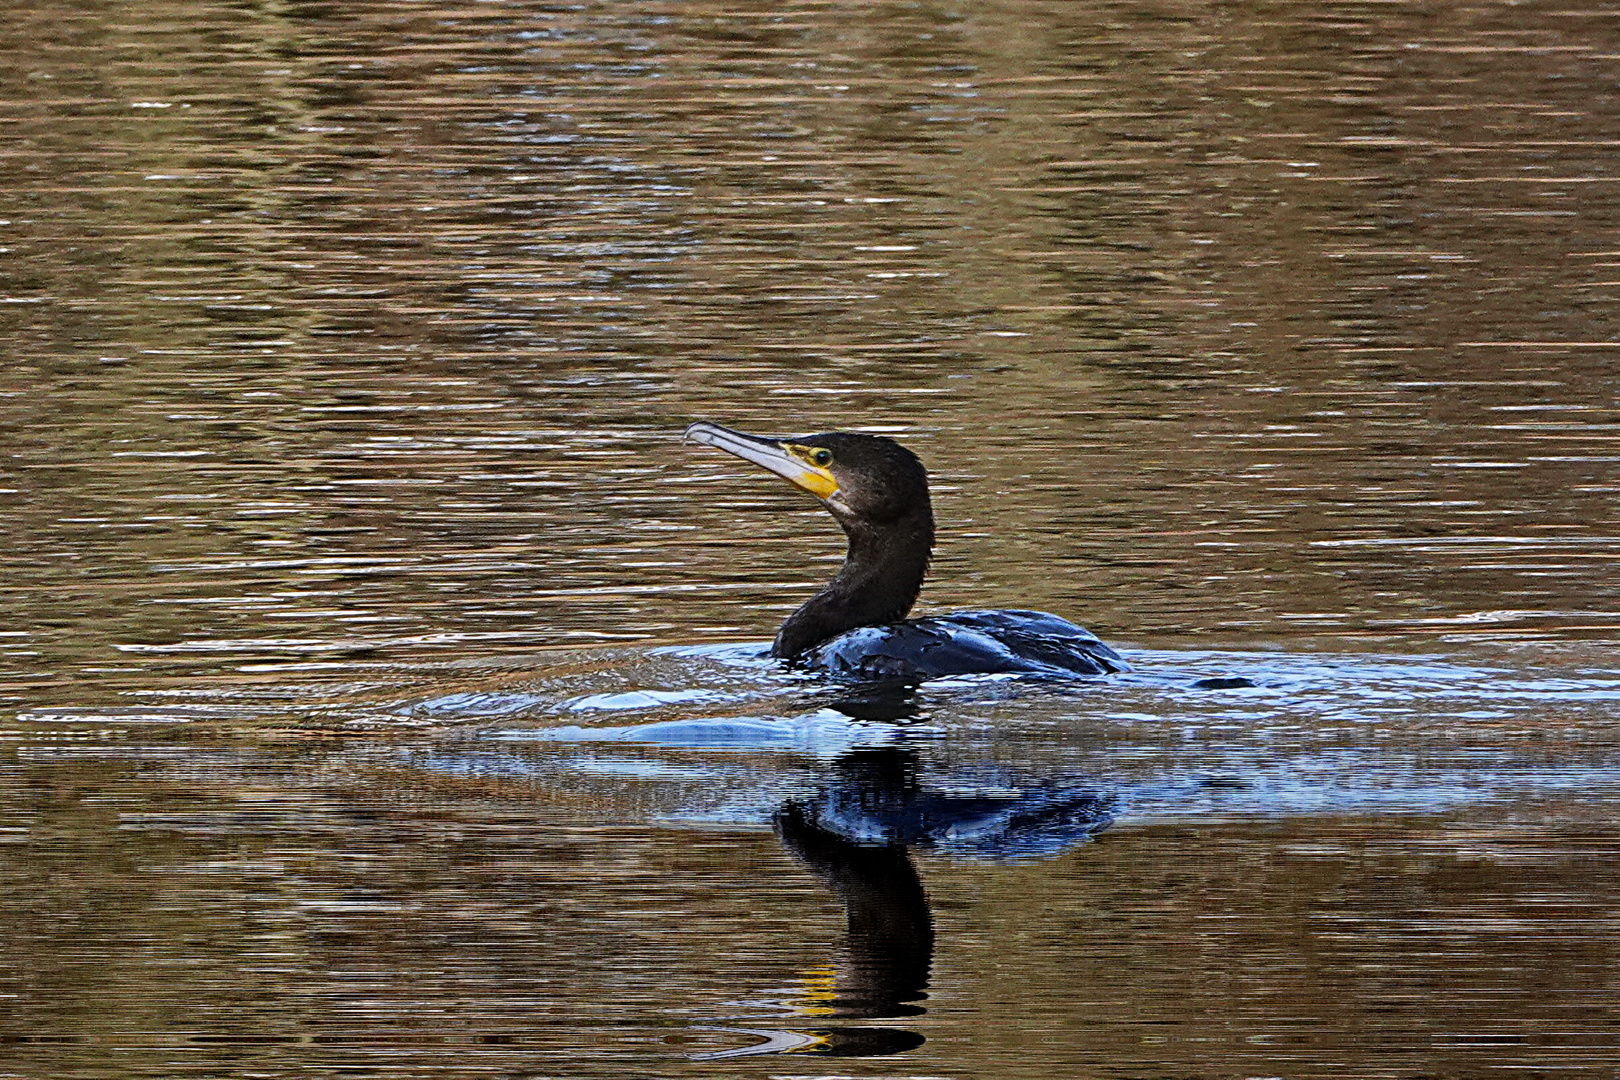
(401, 645, 1620, 861)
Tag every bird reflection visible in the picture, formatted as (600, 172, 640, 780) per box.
(775, 752, 935, 1021)
(697, 690, 1111, 1060)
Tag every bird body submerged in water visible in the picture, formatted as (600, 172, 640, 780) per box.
(685, 421, 1128, 682)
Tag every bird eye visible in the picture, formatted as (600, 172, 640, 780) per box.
(811, 448, 833, 467)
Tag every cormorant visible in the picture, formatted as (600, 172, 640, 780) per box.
(685, 421, 1128, 681)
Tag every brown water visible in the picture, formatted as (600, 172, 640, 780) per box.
(3, 1, 1619, 1076)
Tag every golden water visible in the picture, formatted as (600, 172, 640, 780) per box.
(2, 1, 1617, 1075)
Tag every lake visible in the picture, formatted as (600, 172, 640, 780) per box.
(2, 1, 1618, 1076)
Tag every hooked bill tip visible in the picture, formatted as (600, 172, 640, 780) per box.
(684, 423, 733, 453)
(684, 421, 773, 450)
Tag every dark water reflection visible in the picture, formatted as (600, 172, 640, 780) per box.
(2, 0, 1619, 1076)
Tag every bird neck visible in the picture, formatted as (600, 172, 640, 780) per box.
(772, 510, 934, 658)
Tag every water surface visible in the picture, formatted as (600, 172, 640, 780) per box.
(2, 1, 1618, 1076)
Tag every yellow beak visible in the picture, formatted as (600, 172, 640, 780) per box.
(685, 421, 839, 500)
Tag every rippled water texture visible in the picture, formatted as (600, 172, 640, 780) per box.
(2, 1, 1618, 1076)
